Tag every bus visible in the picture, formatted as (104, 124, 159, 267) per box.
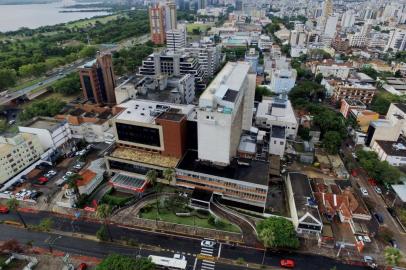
(148, 255, 187, 270)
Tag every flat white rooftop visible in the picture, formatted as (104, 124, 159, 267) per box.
(199, 62, 250, 109)
(256, 96, 297, 125)
(115, 99, 195, 123)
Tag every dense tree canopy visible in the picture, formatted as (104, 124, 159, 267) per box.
(96, 254, 155, 270)
(19, 98, 65, 121)
(371, 92, 406, 115)
(0, 68, 17, 90)
(52, 73, 81, 95)
(356, 150, 402, 185)
(257, 217, 299, 249)
(113, 44, 154, 75)
(0, 10, 149, 84)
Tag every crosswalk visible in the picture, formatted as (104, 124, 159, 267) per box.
(199, 239, 216, 270)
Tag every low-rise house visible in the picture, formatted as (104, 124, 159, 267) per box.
(286, 172, 323, 237)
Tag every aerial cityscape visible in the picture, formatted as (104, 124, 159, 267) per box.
(0, 0, 406, 269)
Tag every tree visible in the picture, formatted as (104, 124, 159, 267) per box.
(6, 198, 27, 228)
(255, 86, 273, 102)
(361, 66, 378, 80)
(322, 131, 342, 154)
(257, 217, 299, 249)
(0, 68, 17, 90)
(18, 98, 66, 121)
(96, 204, 113, 241)
(78, 45, 97, 58)
(315, 73, 323, 84)
(146, 170, 158, 186)
(53, 73, 81, 96)
(163, 168, 175, 183)
(96, 254, 155, 270)
(384, 247, 402, 266)
(36, 217, 54, 232)
(67, 173, 82, 196)
(298, 126, 311, 141)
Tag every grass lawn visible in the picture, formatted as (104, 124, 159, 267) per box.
(140, 206, 240, 233)
(186, 23, 213, 34)
(67, 14, 121, 29)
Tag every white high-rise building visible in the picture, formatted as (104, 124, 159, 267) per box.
(197, 62, 256, 166)
(323, 15, 338, 38)
(341, 10, 356, 29)
(185, 42, 222, 80)
(349, 33, 367, 48)
(166, 25, 187, 51)
(385, 29, 406, 52)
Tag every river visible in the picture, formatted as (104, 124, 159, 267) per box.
(0, 1, 111, 32)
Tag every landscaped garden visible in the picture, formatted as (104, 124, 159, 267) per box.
(139, 196, 240, 233)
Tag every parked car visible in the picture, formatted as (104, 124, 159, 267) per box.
(73, 164, 83, 170)
(360, 187, 369, 196)
(0, 206, 9, 214)
(77, 263, 87, 270)
(48, 170, 57, 176)
(368, 178, 377, 186)
(65, 171, 74, 176)
(374, 212, 384, 224)
(363, 256, 377, 268)
(374, 187, 382, 194)
(389, 239, 398, 248)
(173, 254, 185, 260)
(280, 259, 295, 268)
(201, 240, 215, 248)
(39, 162, 52, 168)
(387, 207, 396, 217)
(37, 177, 49, 185)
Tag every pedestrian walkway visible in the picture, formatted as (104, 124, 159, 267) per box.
(199, 239, 216, 270)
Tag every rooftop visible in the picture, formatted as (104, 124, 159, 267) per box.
(177, 150, 269, 186)
(115, 99, 195, 124)
(271, 125, 286, 139)
(288, 172, 322, 222)
(375, 137, 406, 157)
(343, 99, 366, 107)
(199, 62, 250, 110)
(23, 117, 64, 132)
(110, 173, 147, 192)
(110, 146, 180, 168)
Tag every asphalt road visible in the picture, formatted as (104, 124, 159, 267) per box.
(0, 211, 368, 269)
(341, 141, 406, 252)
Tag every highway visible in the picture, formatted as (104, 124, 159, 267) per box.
(0, 211, 368, 269)
(0, 33, 150, 106)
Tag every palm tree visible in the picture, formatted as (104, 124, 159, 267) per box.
(67, 173, 82, 196)
(96, 203, 112, 241)
(163, 168, 175, 184)
(146, 170, 158, 187)
(146, 169, 161, 219)
(6, 198, 27, 228)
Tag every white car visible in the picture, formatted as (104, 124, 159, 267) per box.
(73, 164, 82, 170)
(44, 173, 51, 178)
(65, 171, 73, 176)
(363, 235, 371, 243)
(48, 170, 57, 176)
(374, 187, 382, 194)
(201, 240, 215, 248)
(360, 187, 369, 196)
(173, 254, 185, 260)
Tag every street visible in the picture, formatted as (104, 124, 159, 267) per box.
(341, 142, 406, 252)
(0, 211, 368, 269)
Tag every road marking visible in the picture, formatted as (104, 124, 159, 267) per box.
(201, 265, 215, 270)
(192, 258, 198, 270)
(217, 243, 222, 258)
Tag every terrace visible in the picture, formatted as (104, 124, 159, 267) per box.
(110, 147, 180, 168)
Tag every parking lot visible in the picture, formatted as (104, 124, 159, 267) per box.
(0, 142, 109, 205)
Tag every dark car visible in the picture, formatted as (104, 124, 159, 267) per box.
(389, 239, 398, 248)
(387, 207, 396, 217)
(374, 212, 384, 224)
(39, 162, 52, 168)
(77, 263, 87, 270)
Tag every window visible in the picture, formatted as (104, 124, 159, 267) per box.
(280, 142, 284, 145)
